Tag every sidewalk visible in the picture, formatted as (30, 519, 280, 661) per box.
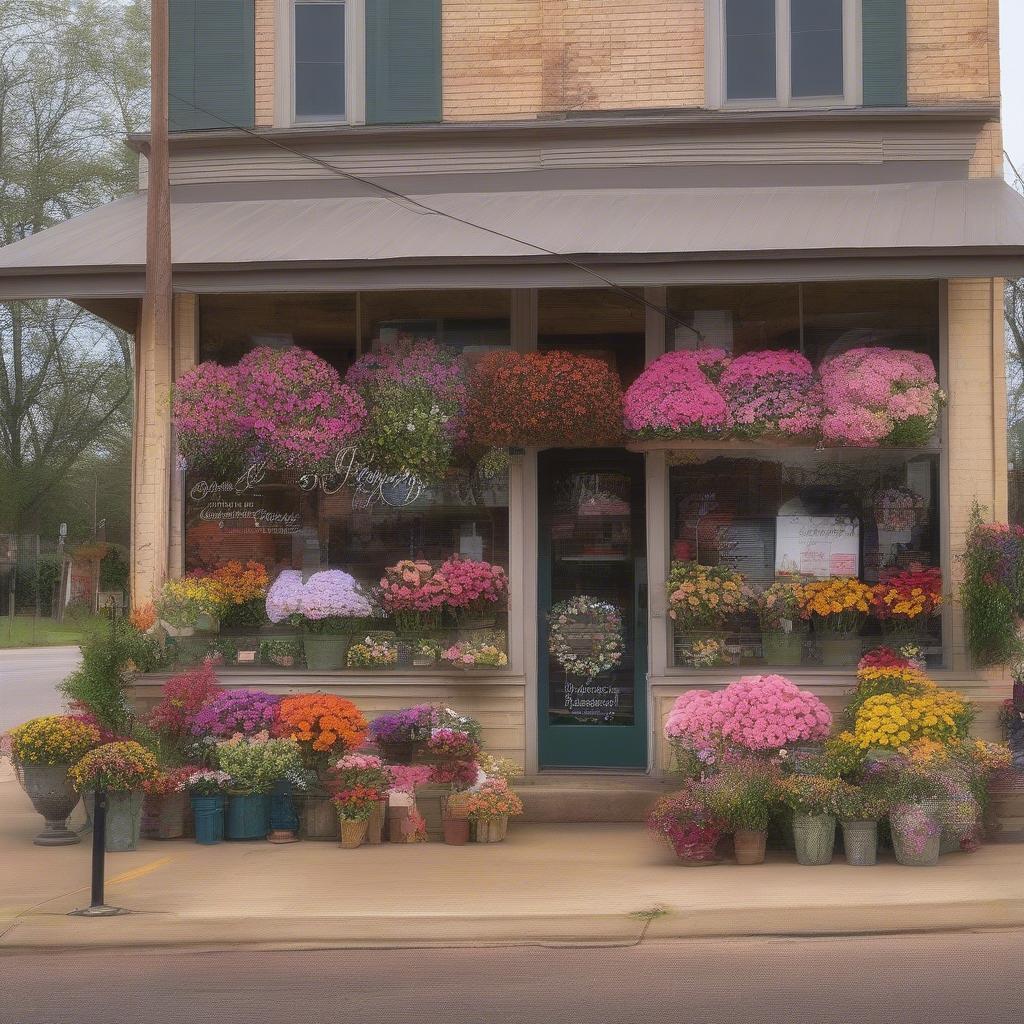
(2, 765, 1022, 951)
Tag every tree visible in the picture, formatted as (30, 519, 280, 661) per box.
(0, 0, 148, 539)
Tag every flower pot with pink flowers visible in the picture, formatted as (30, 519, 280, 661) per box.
(439, 555, 508, 634)
(466, 778, 524, 844)
(647, 785, 724, 864)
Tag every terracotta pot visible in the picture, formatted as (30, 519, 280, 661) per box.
(366, 799, 387, 845)
(443, 816, 471, 845)
(733, 829, 767, 865)
(141, 790, 187, 840)
(388, 804, 411, 843)
(339, 817, 369, 849)
(20, 764, 81, 846)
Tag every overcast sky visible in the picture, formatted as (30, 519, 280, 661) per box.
(1002, 0, 1024, 178)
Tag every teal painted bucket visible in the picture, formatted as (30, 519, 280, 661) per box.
(191, 795, 226, 845)
(226, 793, 271, 840)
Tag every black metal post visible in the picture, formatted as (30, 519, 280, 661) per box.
(70, 789, 128, 918)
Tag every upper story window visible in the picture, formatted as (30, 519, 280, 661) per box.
(283, 0, 365, 125)
(294, 1, 346, 119)
(709, 0, 860, 108)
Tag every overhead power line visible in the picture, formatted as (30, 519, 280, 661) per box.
(160, 94, 706, 343)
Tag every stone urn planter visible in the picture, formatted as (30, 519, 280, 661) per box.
(20, 765, 82, 846)
(792, 813, 836, 865)
(105, 791, 145, 852)
(841, 819, 879, 866)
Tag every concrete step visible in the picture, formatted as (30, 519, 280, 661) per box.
(517, 775, 674, 823)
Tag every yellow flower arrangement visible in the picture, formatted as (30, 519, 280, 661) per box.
(9, 715, 100, 766)
(666, 561, 751, 629)
(799, 578, 874, 635)
(852, 689, 970, 750)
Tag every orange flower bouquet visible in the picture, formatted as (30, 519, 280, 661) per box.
(277, 694, 368, 771)
(467, 350, 624, 448)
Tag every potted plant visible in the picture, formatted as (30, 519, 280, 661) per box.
(779, 774, 847, 866)
(706, 759, 782, 865)
(468, 349, 624, 449)
(387, 765, 434, 844)
(757, 578, 810, 667)
(8, 715, 100, 846)
(871, 565, 943, 648)
(186, 769, 231, 844)
(666, 562, 750, 649)
(214, 732, 306, 841)
(379, 560, 450, 646)
(440, 633, 509, 670)
(368, 704, 434, 764)
(834, 783, 887, 866)
(647, 783, 723, 864)
(69, 741, 160, 852)
(799, 579, 874, 667)
(260, 638, 303, 669)
(155, 573, 226, 639)
(439, 555, 509, 633)
(333, 786, 382, 848)
(547, 596, 624, 680)
(442, 790, 473, 845)
(890, 801, 943, 867)
(289, 570, 376, 671)
(277, 694, 368, 774)
(146, 663, 223, 765)
(413, 637, 443, 667)
(185, 687, 280, 740)
(347, 635, 399, 669)
(141, 765, 197, 840)
(465, 778, 524, 843)
(208, 561, 270, 639)
(332, 754, 394, 844)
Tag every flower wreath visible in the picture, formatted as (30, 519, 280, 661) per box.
(547, 596, 624, 678)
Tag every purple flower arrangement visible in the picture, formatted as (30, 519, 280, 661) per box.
(186, 688, 280, 738)
(265, 569, 375, 632)
(719, 350, 822, 440)
(368, 704, 434, 745)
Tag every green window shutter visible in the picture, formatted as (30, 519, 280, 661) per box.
(169, 0, 255, 132)
(365, 0, 442, 125)
(862, 0, 907, 107)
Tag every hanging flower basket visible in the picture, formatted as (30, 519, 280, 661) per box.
(467, 350, 624, 449)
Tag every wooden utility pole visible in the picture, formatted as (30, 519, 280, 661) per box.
(133, 0, 174, 604)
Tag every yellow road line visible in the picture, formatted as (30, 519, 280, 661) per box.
(107, 856, 174, 885)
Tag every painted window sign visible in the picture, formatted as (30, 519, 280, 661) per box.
(774, 516, 860, 578)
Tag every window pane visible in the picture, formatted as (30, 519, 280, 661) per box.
(538, 289, 647, 386)
(295, 2, 345, 118)
(790, 0, 844, 97)
(726, 0, 777, 100)
(669, 451, 943, 670)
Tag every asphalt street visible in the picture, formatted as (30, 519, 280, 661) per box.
(0, 646, 80, 732)
(2, 931, 1020, 1024)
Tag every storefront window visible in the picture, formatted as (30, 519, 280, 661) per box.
(668, 449, 943, 669)
(666, 281, 939, 369)
(538, 288, 647, 385)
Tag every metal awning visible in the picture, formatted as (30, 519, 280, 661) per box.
(2, 178, 1024, 298)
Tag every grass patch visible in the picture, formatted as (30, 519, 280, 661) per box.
(0, 614, 106, 649)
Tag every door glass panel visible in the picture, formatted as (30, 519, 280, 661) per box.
(546, 470, 638, 727)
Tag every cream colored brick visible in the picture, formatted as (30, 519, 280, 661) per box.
(907, 0, 999, 105)
(255, 0, 275, 128)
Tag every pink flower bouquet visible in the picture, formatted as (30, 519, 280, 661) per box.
(719, 350, 822, 440)
(379, 560, 449, 632)
(665, 675, 832, 754)
(623, 350, 732, 439)
(819, 347, 943, 447)
(173, 361, 253, 472)
(439, 555, 508, 620)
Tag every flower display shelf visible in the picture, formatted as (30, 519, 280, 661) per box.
(626, 439, 942, 454)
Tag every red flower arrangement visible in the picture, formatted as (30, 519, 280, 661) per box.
(467, 350, 624, 448)
(871, 565, 943, 622)
(146, 663, 223, 740)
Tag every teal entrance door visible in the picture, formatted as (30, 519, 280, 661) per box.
(538, 449, 648, 769)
